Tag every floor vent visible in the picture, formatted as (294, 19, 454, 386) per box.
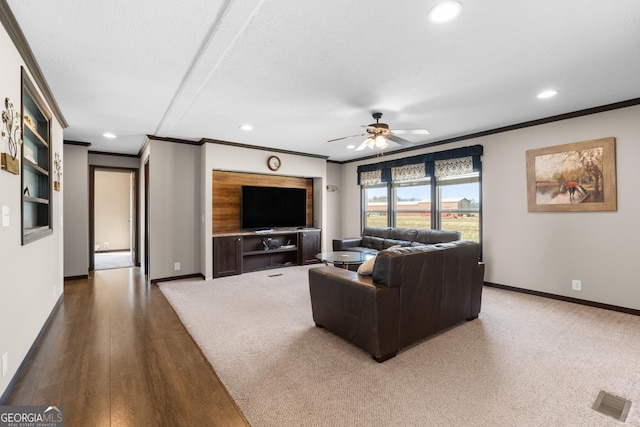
(592, 391, 632, 422)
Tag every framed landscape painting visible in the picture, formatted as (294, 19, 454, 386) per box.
(526, 137, 617, 212)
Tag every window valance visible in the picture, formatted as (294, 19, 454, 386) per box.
(359, 169, 384, 186)
(357, 145, 483, 185)
(391, 163, 427, 182)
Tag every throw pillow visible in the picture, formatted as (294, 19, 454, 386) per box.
(357, 245, 401, 276)
(357, 255, 376, 275)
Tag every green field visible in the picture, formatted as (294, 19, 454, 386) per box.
(365, 215, 480, 242)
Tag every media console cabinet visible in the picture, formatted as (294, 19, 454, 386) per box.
(213, 228, 321, 278)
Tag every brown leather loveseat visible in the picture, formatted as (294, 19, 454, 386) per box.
(309, 240, 484, 362)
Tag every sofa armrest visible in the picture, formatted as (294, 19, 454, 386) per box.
(309, 266, 399, 360)
(470, 262, 485, 318)
(333, 237, 363, 251)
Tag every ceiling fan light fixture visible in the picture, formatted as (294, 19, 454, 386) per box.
(428, 1, 462, 23)
(374, 135, 388, 148)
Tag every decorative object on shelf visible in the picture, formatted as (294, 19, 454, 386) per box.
(262, 237, 281, 250)
(526, 137, 617, 212)
(54, 152, 62, 191)
(23, 114, 34, 130)
(268, 238, 281, 249)
(23, 145, 35, 163)
(0, 97, 22, 175)
(267, 155, 281, 171)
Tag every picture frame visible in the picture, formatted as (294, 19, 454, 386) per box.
(526, 137, 616, 212)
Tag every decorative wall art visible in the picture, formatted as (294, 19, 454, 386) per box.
(526, 137, 616, 212)
(0, 97, 22, 174)
(54, 152, 62, 191)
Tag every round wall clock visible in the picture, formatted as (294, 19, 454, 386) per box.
(267, 155, 281, 171)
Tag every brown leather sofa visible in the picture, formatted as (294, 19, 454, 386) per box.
(308, 240, 484, 362)
(333, 226, 461, 255)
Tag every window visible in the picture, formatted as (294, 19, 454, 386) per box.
(393, 179, 431, 229)
(363, 185, 388, 228)
(357, 145, 482, 244)
(436, 175, 480, 242)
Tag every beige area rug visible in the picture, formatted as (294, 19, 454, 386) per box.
(159, 265, 640, 426)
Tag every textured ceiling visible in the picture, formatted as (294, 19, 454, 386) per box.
(7, 0, 640, 161)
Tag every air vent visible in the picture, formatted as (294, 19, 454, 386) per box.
(592, 391, 631, 422)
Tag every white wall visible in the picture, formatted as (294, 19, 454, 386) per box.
(338, 105, 640, 311)
(89, 152, 140, 169)
(147, 139, 201, 281)
(63, 144, 89, 277)
(324, 162, 343, 247)
(202, 143, 328, 279)
(0, 29, 64, 396)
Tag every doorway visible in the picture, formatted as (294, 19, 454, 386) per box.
(90, 167, 139, 271)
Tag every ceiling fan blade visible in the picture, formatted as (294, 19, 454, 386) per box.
(328, 132, 367, 143)
(356, 138, 374, 151)
(387, 134, 415, 147)
(391, 128, 430, 135)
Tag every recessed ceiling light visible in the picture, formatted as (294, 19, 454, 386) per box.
(537, 89, 558, 99)
(239, 124, 253, 131)
(428, 1, 462, 23)
(103, 132, 117, 139)
(346, 144, 356, 150)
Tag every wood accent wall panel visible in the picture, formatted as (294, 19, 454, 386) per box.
(212, 171, 313, 234)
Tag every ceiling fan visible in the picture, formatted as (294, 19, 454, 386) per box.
(328, 112, 429, 151)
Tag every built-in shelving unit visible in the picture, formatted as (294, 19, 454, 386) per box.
(21, 68, 52, 244)
(213, 229, 321, 278)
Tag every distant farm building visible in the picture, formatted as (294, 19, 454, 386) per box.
(367, 198, 471, 217)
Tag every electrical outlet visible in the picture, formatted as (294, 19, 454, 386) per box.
(2, 352, 7, 378)
(174, 262, 181, 271)
(572, 279, 582, 291)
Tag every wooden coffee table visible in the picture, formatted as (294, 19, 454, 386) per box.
(315, 251, 375, 269)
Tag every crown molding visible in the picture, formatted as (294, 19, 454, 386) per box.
(337, 97, 640, 164)
(0, 1, 68, 128)
(64, 140, 92, 147)
(89, 150, 139, 159)
(201, 137, 329, 160)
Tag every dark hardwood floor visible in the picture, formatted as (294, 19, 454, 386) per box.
(5, 268, 249, 427)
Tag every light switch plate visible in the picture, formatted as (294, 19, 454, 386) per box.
(2, 352, 7, 377)
(1, 205, 9, 227)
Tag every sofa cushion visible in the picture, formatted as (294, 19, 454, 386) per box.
(363, 226, 392, 238)
(413, 229, 460, 245)
(362, 236, 386, 250)
(389, 228, 418, 242)
(383, 239, 412, 248)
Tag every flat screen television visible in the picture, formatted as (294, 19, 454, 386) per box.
(241, 185, 307, 230)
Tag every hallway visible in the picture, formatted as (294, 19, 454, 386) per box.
(4, 268, 248, 427)
(93, 251, 134, 270)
